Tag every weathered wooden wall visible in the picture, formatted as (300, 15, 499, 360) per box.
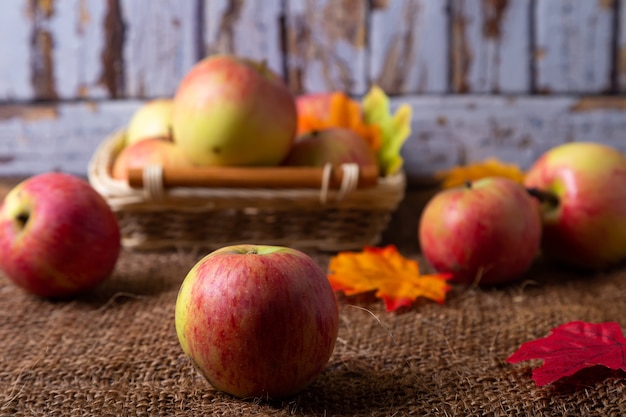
(0, 0, 625, 184)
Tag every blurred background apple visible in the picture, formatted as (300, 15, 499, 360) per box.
(419, 177, 542, 285)
(112, 137, 193, 180)
(524, 142, 626, 269)
(125, 98, 173, 146)
(172, 54, 297, 167)
(282, 127, 377, 168)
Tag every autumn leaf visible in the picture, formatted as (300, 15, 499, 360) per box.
(362, 86, 412, 176)
(297, 91, 382, 152)
(436, 158, 525, 189)
(327, 245, 451, 312)
(507, 321, 626, 386)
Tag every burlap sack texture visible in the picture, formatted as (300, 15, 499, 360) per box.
(0, 188, 625, 416)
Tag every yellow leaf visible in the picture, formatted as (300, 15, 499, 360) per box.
(436, 158, 526, 189)
(327, 245, 451, 312)
(362, 86, 413, 176)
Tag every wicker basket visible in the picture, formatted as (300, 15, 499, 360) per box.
(88, 130, 406, 252)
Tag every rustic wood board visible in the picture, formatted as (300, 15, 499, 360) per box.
(0, 101, 141, 177)
(368, 0, 449, 94)
(401, 95, 626, 183)
(203, 0, 284, 78)
(0, 0, 112, 101)
(618, 0, 626, 92)
(0, 2, 32, 100)
(0, 1, 624, 99)
(121, 0, 200, 98)
(2, 96, 625, 185)
(450, 0, 531, 93)
(534, 0, 615, 94)
(284, 0, 368, 95)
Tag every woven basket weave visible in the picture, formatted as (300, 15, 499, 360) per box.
(88, 130, 406, 251)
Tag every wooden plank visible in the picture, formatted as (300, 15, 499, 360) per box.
(121, 0, 201, 98)
(0, 1, 112, 101)
(203, 0, 284, 78)
(451, 0, 531, 93)
(0, 101, 141, 177)
(368, 0, 449, 94)
(2, 97, 626, 185)
(284, 0, 368, 95)
(534, 0, 615, 94)
(49, 0, 111, 99)
(0, 3, 33, 100)
(400, 95, 626, 184)
(618, 0, 626, 92)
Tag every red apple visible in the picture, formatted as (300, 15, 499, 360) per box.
(282, 127, 377, 168)
(125, 98, 173, 145)
(172, 55, 297, 166)
(524, 142, 626, 269)
(112, 137, 193, 180)
(418, 177, 542, 285)
(0, 173, 121, 298)
(175, 245, 339, 399)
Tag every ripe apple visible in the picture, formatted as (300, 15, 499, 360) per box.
(418, 177, 542, 285)
(175, 244, 339, 399)
(282, 127, 377, 167)
(172, 54, 297, 166)
(111, 137, 193, 180)
(524, 142, 626, 269)
(125, 98, 173, 145)
(0, 172, 121, 298)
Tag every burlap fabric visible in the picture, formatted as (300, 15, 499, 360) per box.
(1, 189, 625, 416)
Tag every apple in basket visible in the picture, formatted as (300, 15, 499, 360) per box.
(0, 172, 121, 298)
(418, 177, 542, 285)
(282, 127, 377, 168)
(172, 54, 297, 166)
(111, 137, 193, 180)
(125, 98, 173, 145)
(524, 142, 626, 269)
(175, 245, 339, 399)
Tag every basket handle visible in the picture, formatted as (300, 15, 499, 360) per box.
(127, 164, 379, 190)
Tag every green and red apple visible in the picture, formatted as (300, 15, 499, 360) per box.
(524, 142, 626, 269)
(0, 173, 121, 298)
(175, 244, 339, 399)
(418, 177, 542, 285)
(172, 54, 297, 166)
(125, 98, 173, 145)
(112, 137, 193, 180)
(282, 127, 377, 168)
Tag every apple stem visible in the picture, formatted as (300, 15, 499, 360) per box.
(465, 181, 472, 189)
(526, 187, 559, 207)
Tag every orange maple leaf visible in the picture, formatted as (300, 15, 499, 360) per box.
(436, 158, 526, 189)
(327, 245, 452, 312)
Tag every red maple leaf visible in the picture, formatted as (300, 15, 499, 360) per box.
(507, 321, 626, 386)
